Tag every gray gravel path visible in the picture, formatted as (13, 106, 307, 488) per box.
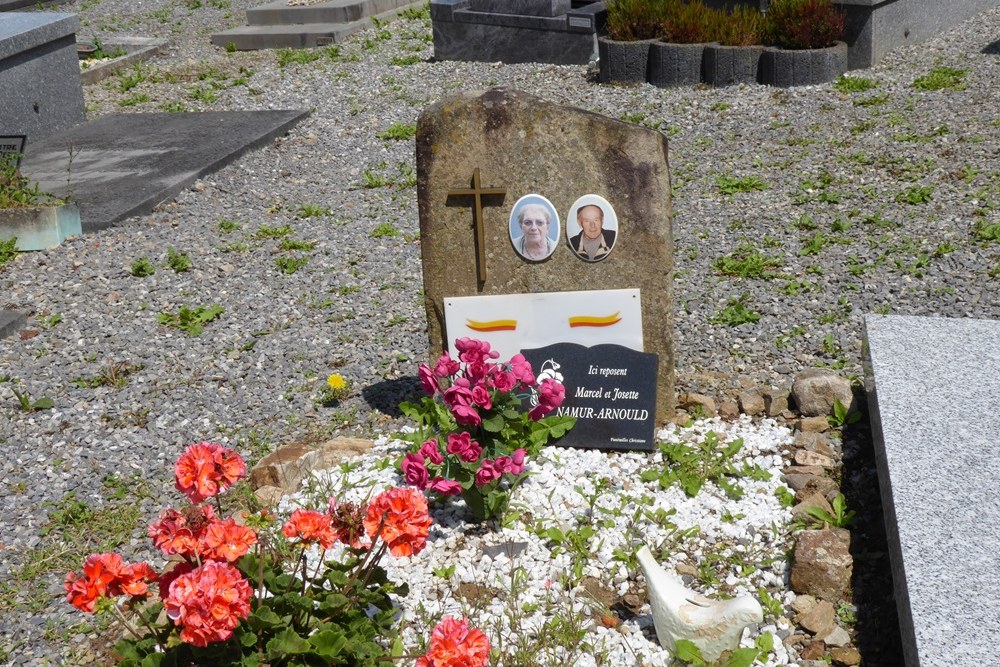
(1, 0, 999, 663)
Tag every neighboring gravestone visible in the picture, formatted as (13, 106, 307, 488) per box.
(0, 13, 85, 142)
(417, 88, 675, 419)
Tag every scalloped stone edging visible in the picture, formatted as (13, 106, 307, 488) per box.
(599, 38, 848, 88)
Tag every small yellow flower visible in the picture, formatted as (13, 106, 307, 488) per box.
(327, 374, 347, 391)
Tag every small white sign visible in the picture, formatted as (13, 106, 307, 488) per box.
(444, 289, 643, 361)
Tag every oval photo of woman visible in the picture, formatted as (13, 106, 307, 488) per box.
(509, 194, 560, 262)
(567, 194, 618, 262)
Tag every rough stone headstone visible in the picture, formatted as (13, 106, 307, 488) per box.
(417, 88, 674, 419)
(0, 13, 84, 142)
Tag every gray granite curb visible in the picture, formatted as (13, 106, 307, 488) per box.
(78, 37, 169, 85)
(597, 36, 652, 84)
(703, 43, 763, 87)
(759, 41, 849, 87)
(646, 40, 708, 88)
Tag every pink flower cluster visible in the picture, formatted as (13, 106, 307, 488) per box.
(403, 436, 526, 493)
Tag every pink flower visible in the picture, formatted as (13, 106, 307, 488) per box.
(415, 616, 490, 667)
(174, 442, 246, 504)
(446, 432, 482, 463)
(455, 338, 499, 364)
(474, 460, 501, 487)
(451, 403, 482, 427)
(164, 561, 252, 647)
(418, 439, 444, 465)
(507, 354, 536, 386)
(418, 365, 440, 396)
(489, 370, 516, 392)
(443, 383, 473, 409)
(433, 353, 460, 379)
(428, 477, 462, 496)
(529, 378, 565, 420)
(509, 449, 526, 475)
(493, 456, 512, 474)
(402, 453, 430, 489)
(470, 384, 492, 410)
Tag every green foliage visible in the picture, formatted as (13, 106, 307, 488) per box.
(805, 492, 856, 528)
(276, 47, 323, 67)
(800, 231, 829, 256)
(188, 85, 219, 103)
(716, 174, 767, 194)
(157, 304, 224, 336)
(399, 2, 430, 19)
(833, 74, 877, 93)
(71, 361, 144, 390)
(713, 243, 783, 279)
(166, 247, 191, 273)
(390, 54, 422, 66)
(376, 122, 417, 140)
(361, 169, 389, 188)
(7, 379, 54, 412)
(672, 632, 774, 666)
(758, 587, 784, 617)
(827, 398, 861, 427)
(254, 224, 292, 239)
(296, 203, 332, 218)
(370, 222, 400, 238)
(712, 5, 764, 46)
(913, 66, 967, 91)
(275, 255, 309, 274)
(118, 92, 150, 107)
(116, 64, 148, 92)
(604, 0, 666, 40)
(708, 294, 761, 327)
(895, 184, 934, 204)
(974, 220, 1000, 243)
(774, 486, 795, 508)
(763, 0, 845, 49)
(0, 237, 18, 267)
(0, 153, 63, 208)
(641, 430, 770, 500)
(217, 218, 241, 233)
(278, 238, 316, 251)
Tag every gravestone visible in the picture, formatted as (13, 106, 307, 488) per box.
(417, 88, 675, 419)
(431, 0, 604, 64)
(864, 314, 1000, 667)
(0, 13, 85, 142)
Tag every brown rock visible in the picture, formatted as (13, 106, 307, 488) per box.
(791, 369, 854, 417)
(791, 528, 853, 601)
(783, 465, 826, 477)
(763, 387, 789, 417)
(679, 392, 716, 417)
(799, 639, 827, 660)
(794, 431, 836, 458)
(738, 389, 765, 416)
(790, 594, 817, 614)
(675, 562, 698, 577)
(718, 400, 739, 420)
(798, 416, 831, 433)
(792, 493, 833, 522)
(830, 647, 861, 666)
(796, 476, 841, 504)
(783, 633, 808, 647)
(249, 444, 317, 491)
(418, 89, 675, 419)
(783, 472, 820, 492)
(823, 625, 851, 647)
(794, 450, 835, 469)
(315, 437, 374, 469)
(797, 599, 836, 636)
(254, 485, 285, 507)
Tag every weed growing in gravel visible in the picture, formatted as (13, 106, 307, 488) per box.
(72, 361, 144, 390)
(296, 202, 332, 218)
(974, 220, 1000, 243)
(913, 65, 967, 91)
(115, 64, 148, 92)
(895, 184, 934, 204)
(709, 294, 761, 327)
(361, 168, 390, 188)
(399, 2, 431, 20)
(0, 238, 19, 267)
(390, 54, 422, 66)
(370, 222, 400, 238)
(806, 492, 856, 528)
(275, 47, 322, 67)
(157, 304, 224, 336)
(376, 122, 417, 140)
(118, 93, 149, 107)
(278, 238, 316, 251)
(162, 100, 186, 112)
(254, 224, 292, 239)
(7, 379, 54, 411)
(217, 218, 240, 233)
(713, 243, 783, 279)
(275, 255, 309, 274)
(854, 92, 890, 107)
(166, 247, 191, 272)
(800, 231, 830, 256)
(833, 74, 877, 93)
(188, 85, 218, 103)
(641, 430, 770, 500)
(716, 174, 767, 194)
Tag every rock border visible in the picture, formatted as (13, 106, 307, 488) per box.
(597, 36, 653, 84)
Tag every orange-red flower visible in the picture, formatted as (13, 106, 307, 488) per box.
(174, 442, 246, 503)
(164, 561, 252, 647)
(64, 553, 157, 613)
(282, 509, 337, 550)
(415, 616, 491, 667)
(364, 487, 431, 557)
(201, 518, 257, 562)
(148, 505, 216, 559)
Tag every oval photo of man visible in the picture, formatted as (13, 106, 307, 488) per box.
(567, 194, 617, 262)
(509, 194, 560, 262)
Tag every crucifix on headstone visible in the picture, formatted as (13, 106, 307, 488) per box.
(446, 168, 506, 286)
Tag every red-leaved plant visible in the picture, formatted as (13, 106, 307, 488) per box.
(401, 338, 575, 522)
(763, 0, 846, 49)
(65, 442, 484, 665)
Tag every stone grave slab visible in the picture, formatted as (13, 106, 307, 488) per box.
(431, 0, 604, 65)
(78, 37, 169, 85)
(19, 110, 309, 232)
(0, 309, 27, 340)
(417, 88, 675, 418)
(0, 13, 84, 142)
(864, 314, 1000, 667)
(0, 0, 72, 12)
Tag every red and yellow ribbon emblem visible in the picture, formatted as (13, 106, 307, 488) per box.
(568, 312, 622, 328)
(465, 318, 517, 332)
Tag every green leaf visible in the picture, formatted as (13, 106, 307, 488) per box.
(724, 647, 760, 667)
(248, 606, 284, 631)
(673, 639, 704, 662)
(805, 506, 837, 525)
(309, 628, 348, 658)
(481, 412, 505, 432)
(755, 631, 775, 653)
(31, 397, 54, 409)
(266, 628, 313, 658)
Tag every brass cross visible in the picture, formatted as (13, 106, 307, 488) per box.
(446, 168, 506, 285)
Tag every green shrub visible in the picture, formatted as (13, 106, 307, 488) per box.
(713, 5, 764, 46)
(662, 0, 715, 44)
(763, 0, 845, 49)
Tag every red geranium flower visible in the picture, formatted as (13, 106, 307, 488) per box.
(174, 442, 246, 504)
(164, 561, 252, 647)
(364, 487, 431, 557)
(282, 509, 337, 550)
(64, 553, 157, 613)
(415, 616, 491, 667)
(200, 518, 257, 562)
(149, 505, 216, 559)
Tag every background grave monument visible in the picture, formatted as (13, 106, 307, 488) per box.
(417, 88, 675, 419)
